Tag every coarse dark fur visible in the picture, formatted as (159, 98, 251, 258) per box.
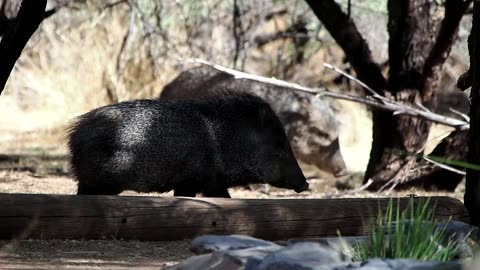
(67, 93, 308, 197)
(160, 66, 348, 178)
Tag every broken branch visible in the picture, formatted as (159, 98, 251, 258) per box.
(177, 58, 469, 130)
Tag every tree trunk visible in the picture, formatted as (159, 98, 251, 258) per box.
(464, 0, 480, 226)
(395, 130, 468, 191)
(364, 0, 470, 190)
(306, 0, 470, 191)
(0, 0, 47, 94)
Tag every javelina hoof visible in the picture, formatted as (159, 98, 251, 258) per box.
(294, 182, 309, 193)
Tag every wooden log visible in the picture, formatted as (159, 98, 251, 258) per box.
(0, 193, 469, 241)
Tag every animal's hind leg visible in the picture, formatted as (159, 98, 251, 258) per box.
(202, 188, 231, 198)
(76, 180, 122, 195)
(173, 183, 198, 197)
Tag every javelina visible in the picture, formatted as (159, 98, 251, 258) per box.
(160, 66, 348, 178)
(67, 94, 309, 197)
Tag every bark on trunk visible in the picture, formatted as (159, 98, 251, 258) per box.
(306, 0, 470, 190)
(465, 0, 480, 226)
(304, 0, 387, 92)
(395, 130, 468, 191)
(0, 0, 47, 94)
(364, 0, 470, 190)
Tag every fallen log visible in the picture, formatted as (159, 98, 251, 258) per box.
(0, 193, 469, 241)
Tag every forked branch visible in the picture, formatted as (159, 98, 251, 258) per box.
(178, 58, 470, 130)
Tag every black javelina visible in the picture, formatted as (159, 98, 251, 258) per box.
(160, 66, 348, 178)
(67, 94, 309, 197)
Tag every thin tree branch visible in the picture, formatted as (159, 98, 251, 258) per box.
(116, 7, 136, 76)
(423, 157, 466, 175)
(232, 0, 242, 69)
(304, 0, 387, 93)
(323, 63, 387, 102)
(322, 179, 373, 199)
(177, 58, 470, 129)
(449, 107, 470, 122)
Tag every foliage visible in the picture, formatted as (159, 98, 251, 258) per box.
(351, 197, 460, 261)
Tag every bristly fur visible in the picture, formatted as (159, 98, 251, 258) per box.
(66, 89, 307, 197)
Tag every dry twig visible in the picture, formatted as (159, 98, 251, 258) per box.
(177, 58, 470, 130)
(322, 179, 374, 198)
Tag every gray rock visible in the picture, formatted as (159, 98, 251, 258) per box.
(438, 221, 479, 259)
(169, 245, 282, 270)
(172, 234, 467, 270)
(437, 220, 479, 242)
(191, 234, 282, 255)
(288, 236, 368, 258)
(355, 258, 462, 270)
(386, 220, 479, 259)
(256, 242, 350, 270)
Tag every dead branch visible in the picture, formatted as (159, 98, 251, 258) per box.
(423, 157, 466, 175)
(323, 63, 387, 102)
(322, 179, 373, 199)
(178, 58, 470, 130)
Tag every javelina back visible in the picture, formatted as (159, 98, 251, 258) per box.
(67, 94, 309, 197)
(160, 66, 348, 178)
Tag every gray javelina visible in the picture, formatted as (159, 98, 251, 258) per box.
(160, 66, 348, 178)
(67, 94, 309, 197)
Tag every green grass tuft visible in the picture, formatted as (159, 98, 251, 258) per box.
(351, 197, 460, 261)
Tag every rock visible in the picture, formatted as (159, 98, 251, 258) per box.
(190, 234, 282, 255)
(437, 220, 479, 241)
(256, 242, 350, 270)
(172, 234, 467, 270)
(288, 236, 368, 258)
(437, 220, 479, 259)
(169, 245, 282, 270)
(385, 220, 479, 259)
(356, 258, 462, 270)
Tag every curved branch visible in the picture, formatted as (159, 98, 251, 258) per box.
(0, 0, 55, 36)
(304, 0, 387, 93)
(0, 0, 47, 94)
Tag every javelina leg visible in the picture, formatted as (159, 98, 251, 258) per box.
(76, 181, 122, 195)
(173, 183, 198, 197)
(202, 188, 231, 198)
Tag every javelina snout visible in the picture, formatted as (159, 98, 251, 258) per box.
(68, 93, 308, 197)
(243, 106, 309, 193)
